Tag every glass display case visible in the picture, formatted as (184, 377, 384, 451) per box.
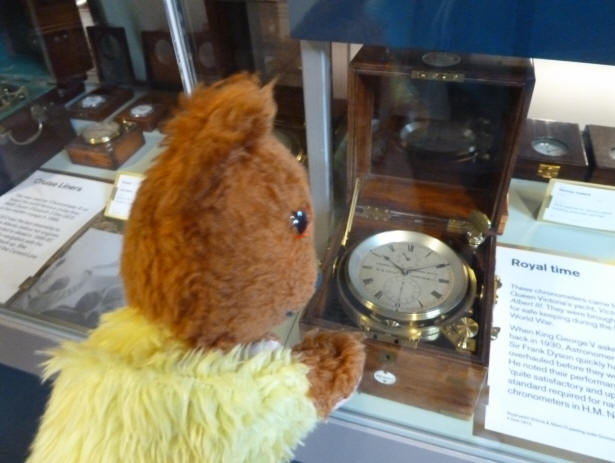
(2, 0, 615, 462)
(0, 0, 307, 331)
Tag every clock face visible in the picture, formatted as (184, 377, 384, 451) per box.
(531, 137, 568, 157)
(130, 104, 154, 118)
(80, 95, 106, 109)
(345, 230, 469, 321)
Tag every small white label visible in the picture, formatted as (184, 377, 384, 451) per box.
(104, 172, 145, 221)
(537, 179, 615, 232)
(373, 369, 397, 385)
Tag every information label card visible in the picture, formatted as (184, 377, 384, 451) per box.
(486, 245, 615, 461)
(538, 179, 615, 232)
(0, 171, 112, 303)
(104, 172, 144, 221)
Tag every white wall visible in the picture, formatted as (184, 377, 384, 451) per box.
(333, 47, 615, 129)
(528, 59, 615, 128)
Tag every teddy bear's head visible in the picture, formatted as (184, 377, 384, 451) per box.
(121, 74, 317, 350)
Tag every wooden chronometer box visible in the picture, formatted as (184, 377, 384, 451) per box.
(300, 47, 534, 418)
(67, 86, 134, 121)
(65, 122, 145, 169)
(114, 92, 177, 132)
(513, 119, 588, 182)
(141, 31, 183, 91)
(68, 26, 136, 121)
(585, 125, 615, 185)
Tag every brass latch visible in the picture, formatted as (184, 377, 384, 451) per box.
(441, 317, 479, 352)
(537, 163, 560, 179)
(447, 210, 491, 249)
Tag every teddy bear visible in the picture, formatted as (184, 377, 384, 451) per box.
(27, 73, 365, 463)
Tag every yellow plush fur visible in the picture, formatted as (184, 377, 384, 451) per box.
(27, 308, 318, 463)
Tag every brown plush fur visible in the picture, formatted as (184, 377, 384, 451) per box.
(293, 331, 366, 418)
(121, 73, 364, 417)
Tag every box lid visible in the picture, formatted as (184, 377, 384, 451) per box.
(517, 119, 587, 167)
(586, 124, 615, 170)
(346, 46, 534, 228)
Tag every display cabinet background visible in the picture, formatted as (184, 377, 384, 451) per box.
(290, 0, 615, 66)
(89, 0, 208, 82)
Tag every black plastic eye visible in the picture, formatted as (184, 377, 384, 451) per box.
(290, 210, 309, 235)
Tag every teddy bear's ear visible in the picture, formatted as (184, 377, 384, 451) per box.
(163, 73, 277, 161)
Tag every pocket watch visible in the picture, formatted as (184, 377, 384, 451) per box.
(338, 230, 477, 343)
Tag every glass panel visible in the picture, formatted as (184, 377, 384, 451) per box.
(290, 4, 615, 463)
(0, 0, 182, 331)
(180, 0, 308, 165)
(0, 0, 311, 333)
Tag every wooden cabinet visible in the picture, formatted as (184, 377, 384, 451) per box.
(22, 0, 92, 82)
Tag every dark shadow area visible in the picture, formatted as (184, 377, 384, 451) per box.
(0, 364, 50, 463)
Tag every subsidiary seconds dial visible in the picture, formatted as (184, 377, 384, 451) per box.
(344, 230, 470, 322)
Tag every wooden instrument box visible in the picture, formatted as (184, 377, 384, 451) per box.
(585, 124, 615, 185)
(115, 92, 177, 132)
(66, 121, 144, 169)
(67, 27, 136, 121)
(301, 47, 534, 418)
(513, 119, 588, 182)
(67, 86, 134, 121)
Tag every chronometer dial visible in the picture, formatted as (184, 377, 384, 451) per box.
(357, 242, 453, 313)
(129, 104, 154, 118)
(80, 95, 106, 109)
(531, 137, 568, 157)
(345, 230, 469, 322)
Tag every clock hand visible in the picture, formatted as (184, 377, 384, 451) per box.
(371, 252, 406, 274)
(405, 263, 447, 273)
(397, 280, 405, 309)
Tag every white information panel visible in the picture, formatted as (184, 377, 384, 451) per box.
(538, 179, 615, 233)
(486, 245, 615, 461)
(0, 171, 112, 303)
(104, 172, 145, 221)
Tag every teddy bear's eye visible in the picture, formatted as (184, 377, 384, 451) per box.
(290, 210, 309, 236)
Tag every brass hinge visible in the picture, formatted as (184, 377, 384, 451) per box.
(411, 70, 464, 82)
(537, 163, 560, 179)
(356, 205, 392, 222)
